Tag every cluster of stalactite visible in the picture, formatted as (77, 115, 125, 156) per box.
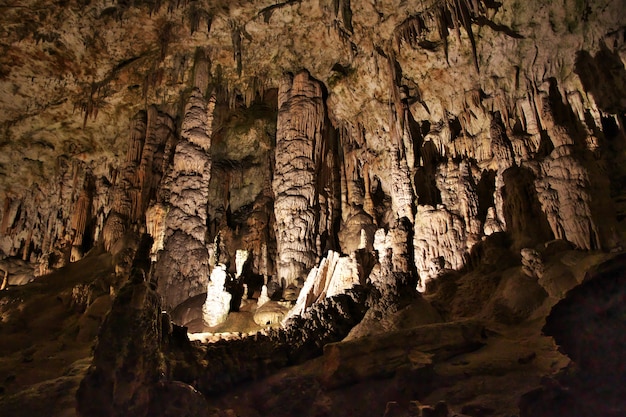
(0, 56, 622, 312)
(0, 159, 109, 276)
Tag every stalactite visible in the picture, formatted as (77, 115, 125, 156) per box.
(230, 22, 243, 77)
(69, 175, 93, 260)
(135, 106, 176, 221)
(126, 111, 147, 165)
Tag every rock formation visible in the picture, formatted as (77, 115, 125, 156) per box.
(273, 71, 329, 295)
(153, 89, 214, 310)
(0, 0, 625, 415)
(202, 264, 232, 327)
(284, 250, 362, 321)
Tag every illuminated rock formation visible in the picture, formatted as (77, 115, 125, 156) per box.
(273, 71, 327, 293)
(0, 1, 625, 414)
(153, 89, 215, 310)
(202, 264, 232, 327)
(284, 250, 362, 321)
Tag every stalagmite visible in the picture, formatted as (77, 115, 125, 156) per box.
(483, 207, 504, 236)
(202, 264, 232, 327)
(0, 1, 625, 414)
(284, 250, 361, 322)
(436, 159, 481, 244)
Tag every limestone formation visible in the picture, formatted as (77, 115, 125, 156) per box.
(535, 146, 601, 251)
(483, 207, 504, 236)
(284, 250, 362, 322)
(322, 320, 484, 389)
(235, 249, 249, 278)
(145, 203, 168, 261)
(0, 0, 622, 306)
(76, 273, 165, 417)
(253, 300, 290, 326)
(153, 89, 215, 310)
(0, 1, 625, 415)
(273, 71, 327, 292)
(521, 248, 544, 279)
(202, 264, 232, 328)
(413, 206, 467, 291)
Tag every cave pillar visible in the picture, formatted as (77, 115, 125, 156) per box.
(273, 71, 326, 293)
(153, 89, 214, 309)
(101, 112, 147, 252)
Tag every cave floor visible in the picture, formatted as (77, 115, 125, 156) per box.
(1, 250, 625, 417)
(0, 252, 114, 417)
(208, 310, 569, 417)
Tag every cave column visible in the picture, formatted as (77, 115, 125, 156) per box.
(153, 88, 215, 309)
(273, 71, 326, 293)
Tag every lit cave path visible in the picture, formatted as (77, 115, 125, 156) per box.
(523, 254, 626, 416)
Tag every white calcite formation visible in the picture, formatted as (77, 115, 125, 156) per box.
(483, 207, 504, 236)
(153, 89, 215, 309)
(254, 301, 291, 326)
(369, 219, 414, 291)
(257, 284, 271, 308)
(436, 159, 482, 243)
(145, 203, 168, 261)
(202, 264, 232, 328)
(284, 250, 361, 322)
(235, 249, 249, 278)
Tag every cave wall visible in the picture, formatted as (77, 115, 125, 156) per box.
(0, 0, 625, 307)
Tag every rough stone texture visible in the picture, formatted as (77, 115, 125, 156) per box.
(0, 0, 624, 298)
(322, 320, 484, 389)
(0, 2, 625, 414)
(76, 275, 165, 417)
(536, 145, 602, 251)
(521, 248, 544, 279)
(153, 89, 214, 310)
(168, 286, 370, 396)
(273, 71, 327, 292)
(413, 205, 467, 291)
(284, 250, 362, 322)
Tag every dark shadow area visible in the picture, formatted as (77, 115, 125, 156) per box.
(370, 176, 393, 229)
(521, 254, 626, 417)
(475, 15, 524, 39)
(575, 44, 626, 115)
(476, 169, 496, 223)
(501, 166, 553, 249)
(546, 78, 589, 148)
(414, 138, 443, 207)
